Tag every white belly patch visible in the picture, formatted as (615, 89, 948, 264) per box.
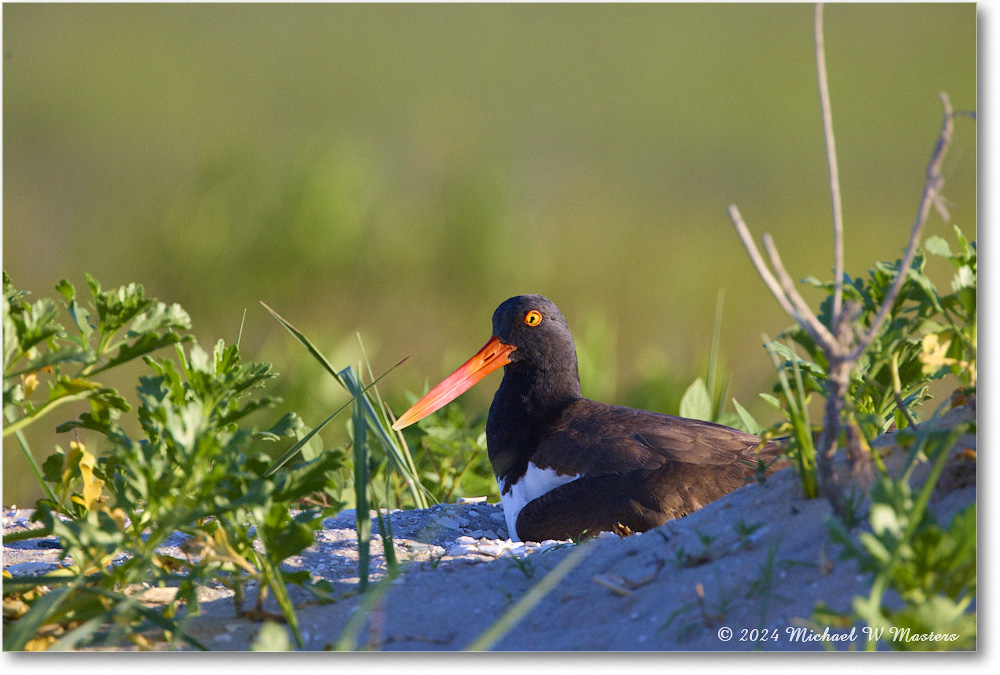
(497, 463, 580, 542)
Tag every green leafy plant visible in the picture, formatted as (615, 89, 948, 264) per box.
(771, 225, 976, 439)
(733, 519, 766, 548)
(3, 273, 191, 499)
(3, 276, 349, 650)
(754, 226, 976, 502)
(819, 423, 976, 651)
(917, 228, 977, 391)
(727, 6, 975, 652)
(728, 4, 970, 523)
(400, 404, 497, 504)
(508, 553, 536, 580)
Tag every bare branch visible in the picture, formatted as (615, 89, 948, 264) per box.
(760, 234, 838, 349)
(815, 3, 846, 325)
(728, 206, 836, 351)
(727, 205, 803, 321)
(850, 91, 955, 361)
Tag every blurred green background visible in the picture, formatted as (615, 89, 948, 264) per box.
(2, 3, 976, 507)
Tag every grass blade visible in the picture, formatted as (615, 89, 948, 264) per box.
(350, 369, 371, 594)
(261, 301, 429, 507)
(356, 333, 429, 507)
(340, 365, 431, 508)
(260, 301, 345, 384)
(263, 356, 407, 477)
(707, 287, 725, 415)
(732, 397, 763, 435)
(3, 584, 74, 651)
(465, 542, 593, 651)
(332, 574, 396, 651)
(236, 307, 247, 348)
(764, 336, 818, 498)
(47, 616, 108, 651)
(375, 477, 398, 576)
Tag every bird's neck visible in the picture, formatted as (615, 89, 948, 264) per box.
(486, 359, 581, 482)
(498, 360, 582, 416)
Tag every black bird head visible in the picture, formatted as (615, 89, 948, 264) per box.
(392, 294, 580, 430)
(491, 295, 578, 374)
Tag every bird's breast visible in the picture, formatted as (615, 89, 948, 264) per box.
(497, 463, 580, 542)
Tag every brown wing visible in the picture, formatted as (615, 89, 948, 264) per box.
(532, 398, 779, 477)
(515, 455, 778, 542)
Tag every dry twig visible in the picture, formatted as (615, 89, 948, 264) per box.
(814, 3, 845, 323)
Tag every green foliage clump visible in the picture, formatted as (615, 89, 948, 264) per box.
(396, 403, 496, 504)
(3, 273, 190, 452)
(3, 275, 344, 650)
(748, 227, 976, 651)
(770, 225, 975, 437)
(757, 226, 976, 500)
(821, 424, 976, 650)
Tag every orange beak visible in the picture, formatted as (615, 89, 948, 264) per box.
(392, 336, 516, 430)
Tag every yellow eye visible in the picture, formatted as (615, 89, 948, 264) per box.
(524, 310, 543, 327)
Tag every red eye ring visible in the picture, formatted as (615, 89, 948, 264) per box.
(524, 310, 543, 327)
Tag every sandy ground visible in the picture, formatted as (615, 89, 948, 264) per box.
(2, 407, 976, 652)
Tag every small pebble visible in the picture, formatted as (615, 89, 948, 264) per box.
(478, 543, 507, 557)
(407, 542, 437, 552)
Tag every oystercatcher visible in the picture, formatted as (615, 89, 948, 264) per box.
(393, 294, 783, 542)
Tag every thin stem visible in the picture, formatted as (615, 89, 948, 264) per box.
(815, 2, 846, 325)
(728, 206, 808, 325)
(2, 390, 95, 439)
(707, 288, 724, 401)
(728, 204, 837, 351)
(761, 233, 838, 349)
(3, 408, 59, 504)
